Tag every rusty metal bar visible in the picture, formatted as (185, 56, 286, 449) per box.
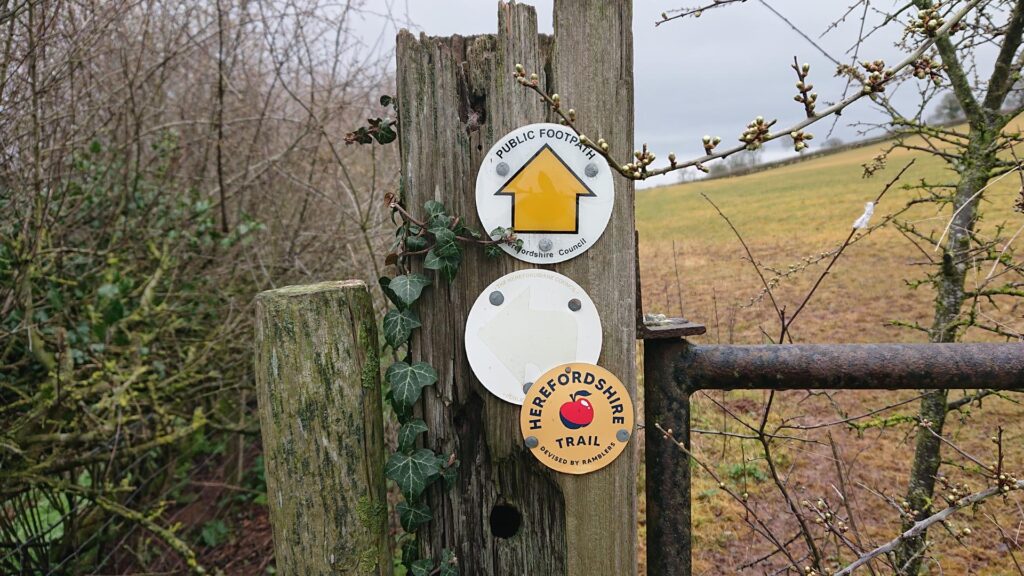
(676, 342, 1024, 390)
(643, 339, 1024, 576)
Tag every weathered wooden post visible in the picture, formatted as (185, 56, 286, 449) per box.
(396, 1, 636, 574)
(254, 281, 391, 576)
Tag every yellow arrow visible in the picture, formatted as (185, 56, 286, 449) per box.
(496, 144, 596, 233)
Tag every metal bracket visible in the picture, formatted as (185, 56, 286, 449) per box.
(635, 230, 706, 340)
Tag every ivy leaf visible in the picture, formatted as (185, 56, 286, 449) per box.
(405, 234, 428, 252)
(383, 308, 421, 349)
(385, 448, 442, 501)
(425, 228, 462, 283)
(424, 200, 446, 217)
(440, 549, 459, 576)
(389, 274, 431, 308)
(373, 120, 397, 145)
(387, 361, 437, 412)
(379, 276, 402, 308)
(397, 500, 433, 532)
(484, 244, 503, 258)
(402, 540, 420, 568)
(398, 419, 429, 453)
(380, 94, 394, 108)
(410, 559, 434, 576)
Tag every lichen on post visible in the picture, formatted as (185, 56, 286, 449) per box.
(254, 280, 391, 575)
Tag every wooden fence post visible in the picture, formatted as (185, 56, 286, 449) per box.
(254, 281, 391, 576)
(396, 1, 636, 574)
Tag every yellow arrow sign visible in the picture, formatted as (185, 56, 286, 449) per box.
(496, 144, 596, 233)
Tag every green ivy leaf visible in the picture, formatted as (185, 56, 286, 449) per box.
(385, 448, 442, 501)
(383, 308, 421, 349)
(425, 228, 462, 283)
(440, 549, 459, 576)
(389, 274, 431, 308)
(400, 539, 420, 569)
(398, 419, 428, 453)
(397, 500, 433, 532)
(484, 244, 503, 258)
(387, 361, 437, 412)
(430, 228, 459, 256)
(410, 559, 434, 576)
(379, 276, 402, 308)
(443, 458, 460, 490)
(373, 121, 397, 145)
(405, 234, 428, 252)
(424, 200, 445, 217)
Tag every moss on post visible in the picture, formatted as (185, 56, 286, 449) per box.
(254, 280, 391, 576)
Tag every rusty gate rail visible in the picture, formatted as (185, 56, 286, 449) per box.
(643, 340, 1024, 576)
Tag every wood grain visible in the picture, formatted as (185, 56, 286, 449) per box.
(255, 281, 391, 576)
(396, 2, 636, 574)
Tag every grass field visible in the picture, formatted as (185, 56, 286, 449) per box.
(635, 134, 1024, 574)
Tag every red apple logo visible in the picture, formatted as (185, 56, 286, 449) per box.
(559, 391, 594, 429)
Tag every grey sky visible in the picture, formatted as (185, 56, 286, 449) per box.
(360, 1, 986, 188)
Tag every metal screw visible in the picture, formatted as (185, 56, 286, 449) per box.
(616, 429, 631, 442)
(585, 162, 599, 177)
(489, 291, 504, 306)
(538, 238, 553, 252)
(525, 436, 539, 449)
(496, 162, 510, 176)
(523, 382, 533, 393)
(568, 298, 582, 312)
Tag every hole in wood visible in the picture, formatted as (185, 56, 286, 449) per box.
(489, 503, 521, 539)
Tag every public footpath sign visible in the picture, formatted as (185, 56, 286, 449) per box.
(476, 123, 614, 264)
(520, 363, 635, 475)
(464, 269, 602, 405)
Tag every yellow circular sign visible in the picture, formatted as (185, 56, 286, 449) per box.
(519, 363, 634, 475)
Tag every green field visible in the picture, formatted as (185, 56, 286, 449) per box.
(635, 134, 1024, 574)
(637, 135, 1022, 345)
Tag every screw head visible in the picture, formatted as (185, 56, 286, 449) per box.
(616, 429, 631, 442)
(523, 381, 533, 393)
(538, 238, 553, 252)
(496, 162, 510, 176)
(525, 436, 539, 449)
(585, 162, 599, 177)
(568, 298, 582, 312)
(489, 291, 504, 306)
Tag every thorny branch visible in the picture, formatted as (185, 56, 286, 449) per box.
(513, 0, 984, 182)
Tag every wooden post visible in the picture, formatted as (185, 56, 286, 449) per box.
(395, 1, 636, 574)
(254, 281, 391, 576)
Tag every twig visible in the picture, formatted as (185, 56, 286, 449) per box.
(780, 160, 915, 340)
(834, 479, 1024, 576)
(517, 0, 984, 182)
(701, 193, 786, 343)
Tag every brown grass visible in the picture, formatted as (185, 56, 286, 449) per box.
(636, 136, 1024, 575)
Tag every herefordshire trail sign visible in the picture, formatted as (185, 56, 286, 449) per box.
(520, 362, 635, 475)
(476, 123, 614, 264)
(464, 269, 603, 405)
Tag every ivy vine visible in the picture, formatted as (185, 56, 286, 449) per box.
(349, 96, 515, 575)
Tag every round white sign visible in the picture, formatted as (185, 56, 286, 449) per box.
(464, 269, 603, 405)
(475, 123, 614, 264)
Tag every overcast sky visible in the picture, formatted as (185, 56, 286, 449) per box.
(357, 1, 982, 188)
